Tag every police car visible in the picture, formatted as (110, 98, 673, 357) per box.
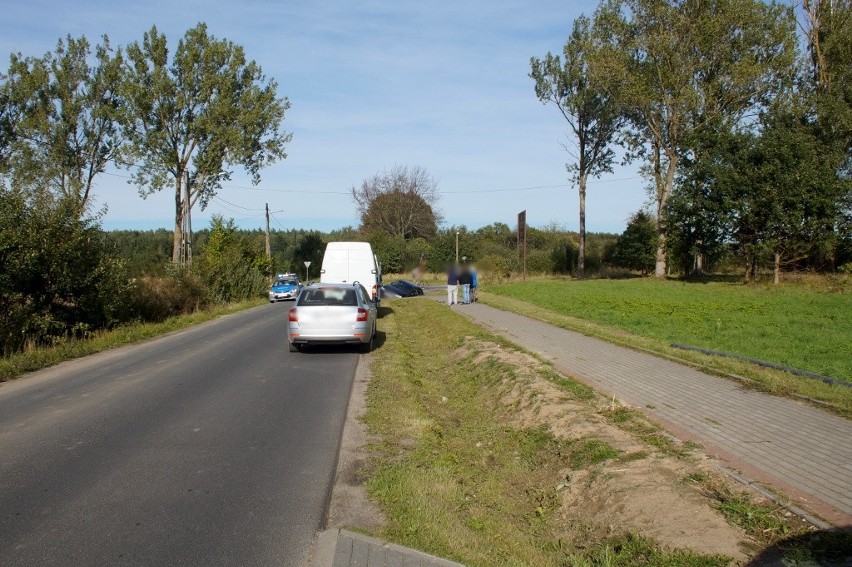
(268, 274, 302, 302)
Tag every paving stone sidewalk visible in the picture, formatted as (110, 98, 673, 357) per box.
(451, 301, 852, 526)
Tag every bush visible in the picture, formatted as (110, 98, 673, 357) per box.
(477, 253, 520, 282)
(609, 211, 658, 275)
(526, 248, 556, 274)
(194, 215, 268, 303)
(129, 270, 208, 322)
(0, 190, 131, 354)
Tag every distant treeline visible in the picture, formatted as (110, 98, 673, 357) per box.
(105, 217, 852, 283)
(103, 224, 621, 280)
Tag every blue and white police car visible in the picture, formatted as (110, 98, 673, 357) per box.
(268, 275, 302, 302)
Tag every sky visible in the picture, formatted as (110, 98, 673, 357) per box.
(0, 0, 649, 234)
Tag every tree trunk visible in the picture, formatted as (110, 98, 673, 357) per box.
(774, 251, 781, 285)
(172, 177, 184, 264)
(578, 175, 587, 279)
(746, 254, 757, 282)
(694, 252, 704, 276)
(652, 144, 678, 278)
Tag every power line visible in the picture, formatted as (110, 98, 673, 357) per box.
(100, 169, 642, 200)
(211, 195, 282, 213)
(269, 212, 289, 232)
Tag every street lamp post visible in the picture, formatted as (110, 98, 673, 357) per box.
(455, 230, 459, 264)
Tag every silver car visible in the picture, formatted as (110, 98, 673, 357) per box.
(287, 282, 377, 353)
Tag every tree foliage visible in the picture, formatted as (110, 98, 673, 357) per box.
(292, 231, 325, 281)
(0, 189, 130, 354)
(122, 23, 291, 263)
(732, 108, 843, 282)
(1, 35, 124, 207)
(352, 165, 442, 241)
(530, 14, 623, 277)
(610, 210, 657, 275)
(590, 0, 797, 276)
(194, 215, 268, 303)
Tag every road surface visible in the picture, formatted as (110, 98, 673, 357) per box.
(0, 304, 357, 566)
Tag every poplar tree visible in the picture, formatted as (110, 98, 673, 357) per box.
(530, 15, 623, 278)
(1, 35, 123, 208)
(591, 0, 796, 276)
(122, 23, 291, 263)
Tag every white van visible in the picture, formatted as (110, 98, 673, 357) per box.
(320, 242, 382, 302)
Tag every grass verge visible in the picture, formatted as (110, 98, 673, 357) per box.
(476, 282, 852, 418)
(362, 298, 744, 566)
(0, 298, 266, 381)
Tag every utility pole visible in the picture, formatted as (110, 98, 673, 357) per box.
(518, 210, 526, 282)
(265, 203, 272, 269)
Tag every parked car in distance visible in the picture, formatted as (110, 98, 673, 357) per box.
(383, 279, 424, 298)
(287, 283, 377, 353)
(269, 276, 302, 302)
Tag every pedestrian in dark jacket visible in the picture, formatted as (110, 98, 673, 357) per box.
(446, 264, 459, 305)
(459, 265, 472, 304)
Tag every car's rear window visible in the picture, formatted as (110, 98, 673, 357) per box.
(297, 288, 357, 306)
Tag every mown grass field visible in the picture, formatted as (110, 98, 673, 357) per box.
(484, 277, 851, 384)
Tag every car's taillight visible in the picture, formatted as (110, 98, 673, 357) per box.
(356, 308, 368, 322)
(288, 308, 298, 322)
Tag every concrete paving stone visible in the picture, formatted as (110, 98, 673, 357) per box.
(321, 530, 465, 567)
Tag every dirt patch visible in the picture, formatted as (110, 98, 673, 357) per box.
(459, 338, 757, 563)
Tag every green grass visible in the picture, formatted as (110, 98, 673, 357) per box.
(0, 298, 266, 381)
(362, 298, 734, 566)
(479, 278, 852, 417)
(487, 278, 851, 382)
(568, 439, 621, 469)
(716, 496, 789, 542)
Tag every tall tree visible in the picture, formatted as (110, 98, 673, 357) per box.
(665, 125, 739, 275)
(591, 0, 797, 276)
(803, 0, 852, 96)
(4, 35, 125, 208)
(530, 15, 623, 278)
(122, 23, 292, 263)
(802, 0, 851, 269)
(352, 165, 442, 241)
(0, 61, 30, 174)
(736, 106, 844, 283)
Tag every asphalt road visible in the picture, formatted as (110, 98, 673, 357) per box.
(0, 303, 358, 567)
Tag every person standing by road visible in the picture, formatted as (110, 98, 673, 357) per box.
(446, 264, 459, 305)
(459, 264, 472, 304)
(469, 265, 478, 303)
